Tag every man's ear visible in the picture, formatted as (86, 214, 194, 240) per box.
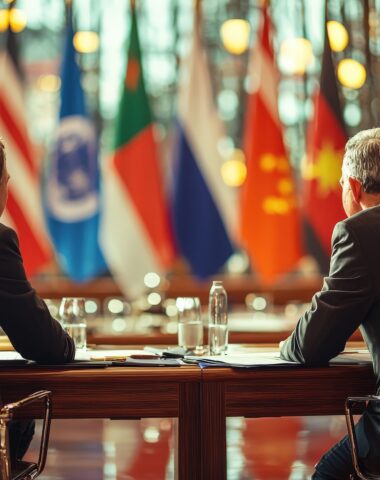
(348, 177, 362, 203)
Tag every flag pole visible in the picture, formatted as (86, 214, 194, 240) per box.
(195, 0, 201, 16)
(258, 0, 269, 8)
(194, 0, 202, 31)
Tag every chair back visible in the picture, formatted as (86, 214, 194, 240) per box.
(0, 391, 52, 480)
(345, 395, 380, 480)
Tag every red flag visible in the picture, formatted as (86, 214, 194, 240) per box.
(303, 25, 346, 262)
(240, 8, 303, 284)
(0, 28, 52, 275)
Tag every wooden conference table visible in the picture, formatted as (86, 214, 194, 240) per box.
(200, 358, 376, 479)
(0, 363, 202, 480)
(0, 346, 375, 480)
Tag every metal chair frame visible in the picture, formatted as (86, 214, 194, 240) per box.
(345, 395, 380, 480)
(0, 390, 52, 480)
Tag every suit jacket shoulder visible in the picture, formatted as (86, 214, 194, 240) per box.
(340, 205, 380, 290)
(280, 207, 377, 365)
(0, 223, 29, 285)
(0, 223, 75, 363)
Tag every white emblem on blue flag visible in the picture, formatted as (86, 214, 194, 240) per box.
(47, 116, 98, 222)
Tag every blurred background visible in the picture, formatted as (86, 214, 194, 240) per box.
(0, 0, 376, 307)
(1, 2, 374, 478)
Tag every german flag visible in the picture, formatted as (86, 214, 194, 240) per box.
(302, 23, 346, 270)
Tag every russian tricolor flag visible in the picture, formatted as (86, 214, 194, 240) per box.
(172, 22, 236, 279)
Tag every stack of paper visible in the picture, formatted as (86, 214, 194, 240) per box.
(186, 350, 372, 369)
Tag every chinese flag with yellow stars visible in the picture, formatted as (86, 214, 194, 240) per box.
(303, 25, 346, 267)
(240, 8, 303, 284)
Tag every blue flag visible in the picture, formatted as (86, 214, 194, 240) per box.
(172, 23, 236, 279)
(45, 17, 107, 281)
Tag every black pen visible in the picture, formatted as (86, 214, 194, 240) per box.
(181, 358, 199, 365)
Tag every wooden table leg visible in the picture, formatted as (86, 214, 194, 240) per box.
(178, 382, 202, 480)
(201, 381, 226, 480)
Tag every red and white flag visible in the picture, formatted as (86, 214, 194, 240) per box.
(0, 32, 52, 276)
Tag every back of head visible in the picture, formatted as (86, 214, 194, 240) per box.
(343, 128, 380, 194)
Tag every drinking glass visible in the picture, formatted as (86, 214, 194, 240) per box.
(176, 297, 203, 353)
(59, 297, 87, 353)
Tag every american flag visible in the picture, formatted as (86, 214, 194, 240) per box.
(0, 28, 52, 276)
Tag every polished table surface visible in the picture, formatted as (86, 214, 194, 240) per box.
(0, 345, 375, 480)
(0, 363, 202, 480)
(200, 357, 376, 480)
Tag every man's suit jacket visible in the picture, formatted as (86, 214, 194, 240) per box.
(280, 204, 380, 465)
(0, 223, 75, 363)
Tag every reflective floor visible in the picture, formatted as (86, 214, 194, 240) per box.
(25, 415, 347, 480)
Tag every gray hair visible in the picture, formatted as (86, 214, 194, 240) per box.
(343, 128, 380, 194)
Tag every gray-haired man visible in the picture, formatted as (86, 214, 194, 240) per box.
(281, 128, 380, 478)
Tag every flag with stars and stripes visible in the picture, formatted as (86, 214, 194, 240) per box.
(0, 24, 52, 276)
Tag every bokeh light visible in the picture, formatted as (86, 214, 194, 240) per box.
(221, 149, 247, 187)
(0, 8, 27, 32)
(327, 20, 349, 52)
(37, 74, 61, 93)
(220, 18, 250, 55)
(9, 8, 27, 32)
(73, 31, 100, 53)
(279, 37, 313, 75)
(337, 58, 366, 89)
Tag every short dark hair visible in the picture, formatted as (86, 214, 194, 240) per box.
(343, 128, 380, 194)
(0, 140, 4, 181)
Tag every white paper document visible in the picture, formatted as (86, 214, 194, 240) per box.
(187, 349, 373, 368)
(331, 350, 372, 364)
(75, 349, 154, 361)
(0, 351, 24, 360)
(187, 351, 298, 368)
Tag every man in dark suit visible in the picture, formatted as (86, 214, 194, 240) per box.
(280, 127, 380, 479)
(0, 139, 75, 463)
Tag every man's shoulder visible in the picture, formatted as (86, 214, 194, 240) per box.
(0, 224, 27, 283)
(0, 223, 18, 246)
(0, 223, 16, 235)
(335, 205, 380, 252)
(341, 205, 380, 230)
